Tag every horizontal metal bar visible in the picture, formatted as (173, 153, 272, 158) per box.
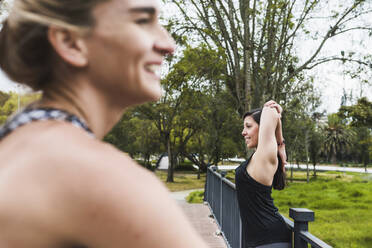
(208, 167, 223, 179)
(281, 214, 294, 229)
(222, 177, 236, 190)
(300, 231, 333, 248)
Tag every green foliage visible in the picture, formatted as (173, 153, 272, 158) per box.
(282, 94, 321, 164)
(186, 89, 243, 166)
(308, 123, 325, 168)
(175, 160, 197, 171)
(104, 109, 163, 160)
(0, 91, 10, 106)
(322, 114, 356, 164)
(0, 91, 41, 125)
(336, 98, 372, 166)
(338, 97, 372, 129)
(186, 190, 204, 203)
(135, 44, 240, 181)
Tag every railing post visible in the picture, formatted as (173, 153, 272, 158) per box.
(239, 217, 242, 248)
(289, 208, 314, 248)
(220, 171, 226, 229)
(211, 166, 217, 213)
(204, 168, 208, 202)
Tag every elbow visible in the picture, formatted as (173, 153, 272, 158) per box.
(267, 152, 278, 167)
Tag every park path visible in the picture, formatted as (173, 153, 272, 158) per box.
(218, 163, 372, 174)
(170, 189, 227, 248)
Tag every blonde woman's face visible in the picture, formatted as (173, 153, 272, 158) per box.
(84, 0, 175, 106)
(242, 116, 259, 149)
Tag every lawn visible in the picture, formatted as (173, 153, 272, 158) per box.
(184, 170, 372, 248)
(273, 171, 372, 248)
(154, 170, 206, 192)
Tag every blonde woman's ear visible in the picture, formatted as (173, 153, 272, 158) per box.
(47, 26, 88, 67)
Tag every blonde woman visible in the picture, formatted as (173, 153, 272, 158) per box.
(235, 100, 291, 248)
(0, 0, 208, 247)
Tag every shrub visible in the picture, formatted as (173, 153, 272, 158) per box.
(186, 190, 204, 203)
(175, 161, 197, 171)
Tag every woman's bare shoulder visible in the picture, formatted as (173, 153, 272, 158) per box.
(50, 139, 207, 247)
(1, 122, 206, 247)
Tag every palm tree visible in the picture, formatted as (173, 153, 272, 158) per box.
(322, 114, 355, 164)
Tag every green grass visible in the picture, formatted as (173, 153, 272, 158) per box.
(155, 170, 205, 192)
(186, 190, 205, 203)
(273, 172, 372, 248)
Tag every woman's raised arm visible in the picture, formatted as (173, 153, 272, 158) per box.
(248, 103, 281, 186)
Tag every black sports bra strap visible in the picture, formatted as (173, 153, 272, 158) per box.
(0, 107, 94, 140)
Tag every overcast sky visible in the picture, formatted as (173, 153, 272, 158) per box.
(0, 0, 371, 114)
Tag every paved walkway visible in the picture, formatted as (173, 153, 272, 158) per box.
(218, 163, 372, 174)
(170, 189, 227, 248)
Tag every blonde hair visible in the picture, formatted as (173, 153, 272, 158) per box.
(0, 0, 109, 90)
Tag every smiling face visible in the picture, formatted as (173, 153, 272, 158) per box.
(84, 0, 175, 106)
(242, 116, 259, 149)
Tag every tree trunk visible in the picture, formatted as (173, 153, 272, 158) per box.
(331, 152, 337, 165)
(144, 154, 152, 170)
(166, 138, 174, 182)
(306, 163, 309, 183)
(290, 165, 293, 183)
(305, 131, 309, 183)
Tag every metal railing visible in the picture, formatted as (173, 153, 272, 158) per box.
(204, 166, 332, 248)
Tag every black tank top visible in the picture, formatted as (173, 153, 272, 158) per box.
(235, 154, 291, 247)
(0, 107, 94, 140)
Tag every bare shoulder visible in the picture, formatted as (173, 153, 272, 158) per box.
(58, 142, 207, 247)
(32, 123, 206, 247)
(0, 122, 207, 247)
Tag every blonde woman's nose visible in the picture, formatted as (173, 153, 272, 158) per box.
(155, 26, 176, 56)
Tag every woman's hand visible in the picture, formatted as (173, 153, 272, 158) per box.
(264, 100, 282, 117)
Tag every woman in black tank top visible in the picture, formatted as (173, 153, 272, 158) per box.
(235, 101, 291, 248)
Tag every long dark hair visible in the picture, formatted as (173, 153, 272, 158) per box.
(243, 109, 286, 190)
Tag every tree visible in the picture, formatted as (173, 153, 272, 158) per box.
(308, 122, 325, 177)
(131, 117, 163, 169)
(322, 114, 355, 164)
(104, 109, 164, 167)
(166, 0, 372, 114)
(183, 88, 243, 177)
(104, 110, 137, 156)
(137, 45, 216, 182)
(338, 97, 372, 171)
(338, 97, 372, 129)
